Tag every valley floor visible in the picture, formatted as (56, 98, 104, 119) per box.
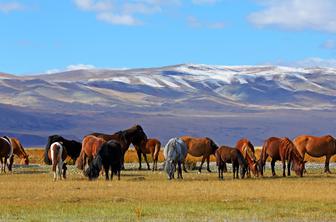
(0, 163, 335, 222)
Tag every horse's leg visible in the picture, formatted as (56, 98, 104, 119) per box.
(52, 162, 57, 181)
(8, 155, 14, 172)
(177, 161, 183, 179)
(287, 153, 291, 176)
(183, 160, 188, 173)
(62, 163, 67, 179)
(58, 161, 63, 180)
(3, 157, 7, 173)
(152, 153, 155, 171)
(271, 159, 276, 177)
(206, 156, 211, 173)
(117, 169, 120, 180)
(199, 156, 206, 173)
(282, 159, 286, 177)
(325, 155, 332, 173)
(142, 152, 150, 170)
(105, 165, 109, 180)
(136, 148, 142, 170)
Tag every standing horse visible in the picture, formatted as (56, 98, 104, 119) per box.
(44, 135, 82, 165)
(76, 135, 105, 172)
(0, 136, 13, 173)
(85, 140, 123, 180)
(48, 142, 67, 181)
(7, 137, 29, 171)
(181, 136, 218, 173)
(91, 124, 148, 170)
(164, 138, 188, 180)
(294, 135, 336, 173)
(215, 145, 247, 180)
(236, 138, 259, 177)
(259, 137, 306, 177)
(140, 138, 161, 171)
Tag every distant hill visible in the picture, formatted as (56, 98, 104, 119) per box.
(0, 64, 335, 147)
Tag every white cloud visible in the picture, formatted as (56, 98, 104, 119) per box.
(192, 0, 220, 5)
(73, 0, 180, 26)
(280, 57, 336, 68)
(46, 64, 96, 74)
(187, 16, 225, 29)
(0, 2, 24, 13)
(321, 40, 336, 50)
(249, 0, 336, 33)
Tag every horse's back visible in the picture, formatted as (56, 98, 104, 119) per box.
(0, 137, 11, 157)
(82, 135, 105, 157)
(294, 135, 336, 157)
(180, 136, 212, 157)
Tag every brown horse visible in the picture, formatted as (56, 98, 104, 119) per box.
(76, 135, 105, 172)
(215, 145, 248, 180)
(91, 125, 148, 170)
(236, 138, 259, 177)
(294, 135, 336, 173)
(48, 142, 67, 181)
(181, 136, 218, 173)
(7, 138, 29, 171)
(259, 137, 306, 177)
(140, 138, 161, 171)
(0, 136, 13, 173)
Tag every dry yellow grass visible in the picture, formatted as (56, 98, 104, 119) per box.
(0, 164, 336, 221)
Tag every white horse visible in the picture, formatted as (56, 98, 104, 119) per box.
(164, 138, 188, 180)
(48, 142, 67, 181)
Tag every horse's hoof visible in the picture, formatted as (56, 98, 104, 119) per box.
(207, 169, 212, 173)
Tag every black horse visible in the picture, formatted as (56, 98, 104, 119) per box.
(85, 140, 123, 180)
(44, 135, 82, 165)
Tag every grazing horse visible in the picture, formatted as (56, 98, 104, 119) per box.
(181, 136, 218, 173)
(48, 142, 67, 181)
(236, 138, 259, 177)
(259, 137, 306, 177)
(44, 135, 82, 165)
(215, 146, 247, 180)
(140, 138, 161, 171)
(85, 140, 123, 180)
(164, 138, 188, 180)
(294, 135, 336, 173)
(76, 135, 105, 172)
(91, 124, 148, 170)
(0, 136, 13, 173)
(7, 137, 29, 171)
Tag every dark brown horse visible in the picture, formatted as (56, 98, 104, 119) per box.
(7, 137, 29, 171)
(294, 135, 336, 173)
(76, 135, 105, 172)
(259, 137, 306, 177)
(0, 136, 13, 173)
(215, 145, 247, 180)
(91, 125, 148, 170)
(236, 138, 259, 177)
(48, 142, 67, 181)
(140, 138, 161, 171)
(181, 136, 218, 173)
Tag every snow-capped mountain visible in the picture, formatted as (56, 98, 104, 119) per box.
(0, 64, 335, 146)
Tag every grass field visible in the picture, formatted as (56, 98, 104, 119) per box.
(1, 149, 336, 221)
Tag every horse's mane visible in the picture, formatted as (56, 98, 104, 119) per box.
(281, 138, 303, 162)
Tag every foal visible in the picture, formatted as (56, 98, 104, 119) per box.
(48, 142, 67, 181)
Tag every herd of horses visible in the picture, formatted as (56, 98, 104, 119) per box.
(0, 124, 335, 181)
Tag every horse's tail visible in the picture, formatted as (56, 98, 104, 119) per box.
(153, 141, 161, 161)
(44, 137, 53, 165)
(76, 150, 85, 170)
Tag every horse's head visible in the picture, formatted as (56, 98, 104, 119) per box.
(85, 156, 102, 180)
(21, 155, 29, 165)
(241, 141, 259, 177)
(292, 160, 306, 177)
(164, 160, 176, 180)
(206, 138, 218, 154)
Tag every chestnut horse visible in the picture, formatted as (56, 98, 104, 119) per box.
(0, 136, 13, 173)
(294, 135, 336, 173)
(140, 138, 161, 171)
(91, 125, 148, 170)
(236, 138, 259, 177)
(181, 136, 218, 173)
(48, 142, 67, 181)
(76, 135, 105, 172)
(7, 137, 29, 171)
(215, 146, 247, 180)
(259, 137, 306, 177)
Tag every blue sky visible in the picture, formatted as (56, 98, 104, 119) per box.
(1, 0, 336, 74)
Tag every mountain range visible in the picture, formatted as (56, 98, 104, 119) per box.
(0, 64, 335, 147)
